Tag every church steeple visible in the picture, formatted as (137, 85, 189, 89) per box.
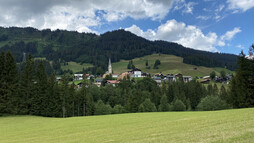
(108, 58, 112, 74)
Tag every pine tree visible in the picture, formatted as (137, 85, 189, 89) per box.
(46, 74, 61, 117)
(33, 61, 48, 116)
(230, 50, 254, 108)
(145, 60, 148, 66)
(213, 84, 219, 96)
(4, 52, 18, 114)
(18, 54, 35, 114)
(159, 94, 170, 111)
(60, 74, 69, 117)
(0, 52, 6, 113)
(220, 85, 228, 102)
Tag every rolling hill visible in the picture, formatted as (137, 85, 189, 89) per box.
(0, 108, 253, 143)
(112, 54, 233, 77)
(0, 27, 238, 75)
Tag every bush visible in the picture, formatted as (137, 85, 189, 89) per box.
(138, 98, 157, 112)
(173, 99, 186, 111)
(112, 104, 125, 114)
(94, 100, 112, 115)
(197, 96, 230, 111)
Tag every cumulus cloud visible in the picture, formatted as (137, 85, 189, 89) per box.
(227, 0, 254, 12)
(125, 20, 241, 52)
(0, 0, 175, 33)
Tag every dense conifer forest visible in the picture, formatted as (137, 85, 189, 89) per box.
(0, 45, 253, 117)
(0, 27, 238, 74)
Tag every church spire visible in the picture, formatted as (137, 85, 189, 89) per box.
(108, 58, 112, 74)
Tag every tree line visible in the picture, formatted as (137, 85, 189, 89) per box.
(1, 47, 253, 117)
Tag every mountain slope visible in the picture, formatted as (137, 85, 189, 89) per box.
(0, 27, 238, 74)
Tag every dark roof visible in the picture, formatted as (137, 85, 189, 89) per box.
(154, 77, 162, 80)
(96, 79, 103, 82)
(132, 68, 141, 71)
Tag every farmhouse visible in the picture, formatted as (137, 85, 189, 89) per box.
(74, 74, 83, 81)
(183, 76, 192, 82)
(164, 75, 176, 82)
(130, 68, 142, 78)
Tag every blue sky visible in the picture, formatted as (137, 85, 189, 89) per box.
(0, 0, 253, 55)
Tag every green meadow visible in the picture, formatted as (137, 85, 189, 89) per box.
(61, 61, 93, 73)
(112, 54, 231, 77)
(1, 108, 253, 143)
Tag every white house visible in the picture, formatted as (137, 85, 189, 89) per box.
(74, 74, 83, 81)
(112, 74, 119, 78)
(183, 76, 192, 82)
(131, 69, 142, 78)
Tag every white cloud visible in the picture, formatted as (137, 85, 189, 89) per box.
(196, 15, 210, 20)
(0, 0, 175, 33)
(215, 4, 225, 12)
(227, 0, 254, 12)
(174, 0, 197, 14)
(126, 20, 218, 52)
(236, 44, 244, 49)
(220, 27, 241, 41)
(126, 20, 242, 52)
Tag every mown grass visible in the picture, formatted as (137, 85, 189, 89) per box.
(0, 108, 253, 143)
(61, 61, 93, 73)
(112, 54, 232, 77)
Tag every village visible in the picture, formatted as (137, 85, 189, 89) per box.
(56, 58, 232, 89)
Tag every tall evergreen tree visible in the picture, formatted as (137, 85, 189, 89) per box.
(60, 74, 70, 117)
(33, 61, 48, 116)
(230, 50, 254, 108)
(18, 54, 35, 114)
(0, 52, 7, 114)
(4, 52, 18, 113)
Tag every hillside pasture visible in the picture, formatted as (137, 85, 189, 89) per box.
(61, 61, 93, 73)
(112, 54, 231, 77)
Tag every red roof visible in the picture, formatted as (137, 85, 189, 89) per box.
(107, 80, 119, 84)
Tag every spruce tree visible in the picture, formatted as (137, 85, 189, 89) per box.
(0, 52, 6, 113)
(60, 74, 69, 117)
(4, 52, 18, 114)
(230, 50, 254, 108)
(18, 54, 35, 114)
(159, 94, 170, 111)
(34, 61, 48, 116)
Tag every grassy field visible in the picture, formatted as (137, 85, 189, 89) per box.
(112, 54, 231, 77)
(61, 61, 93, 73)
(1, 108, 253, 143)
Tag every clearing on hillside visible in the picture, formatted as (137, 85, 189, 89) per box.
(0, 108, 253, 143)
(112, 54, 232, 77)
(61, 61, 93, 73)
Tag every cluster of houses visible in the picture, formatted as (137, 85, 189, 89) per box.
(57, 58, 232, 89)
(200, 75, 232, 84)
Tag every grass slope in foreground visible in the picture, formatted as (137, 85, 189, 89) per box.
(1, 108, 254, 143)
(112, 54, 232, 77)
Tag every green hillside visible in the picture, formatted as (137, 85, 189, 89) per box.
(61, 61, 93, 73)
(0, 27, 238, 75)
(1, 108, 253, 143)
(112, 54, 232, 77)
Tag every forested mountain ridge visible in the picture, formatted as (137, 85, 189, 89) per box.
(0, 27, 238, 74)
